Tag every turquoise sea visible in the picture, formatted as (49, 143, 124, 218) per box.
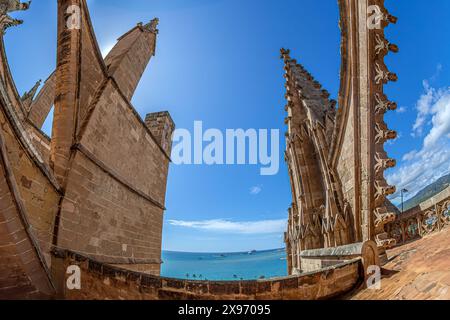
(161, 248, 287, 281)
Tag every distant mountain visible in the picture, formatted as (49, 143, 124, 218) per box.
(401, 174, 450, 211)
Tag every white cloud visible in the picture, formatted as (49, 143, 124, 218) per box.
(249, 185, 263, 195)
(412, 81, 434, 137)
(423, 87, 450, 148)
(431, 63, 443, 81)
(387, 148, 450, 200)
(168, 219, 287, 235)
(412, 64, 447, 137)
(402, 150, 417, 161)
(387, 80, 450, 201)
(396, 106, 407, 114)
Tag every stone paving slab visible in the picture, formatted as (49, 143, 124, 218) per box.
(351, 229, 450, 300)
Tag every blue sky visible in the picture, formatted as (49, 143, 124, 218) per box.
(6, 0, 450, 252)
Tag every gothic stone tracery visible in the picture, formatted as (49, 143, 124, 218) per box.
(283, 0, 399, 274)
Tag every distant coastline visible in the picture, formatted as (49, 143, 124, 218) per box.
(162, 247, 286, 255)
(161, 248, 287, 281)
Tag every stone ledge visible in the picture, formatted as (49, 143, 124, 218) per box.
(300, 242, 365, 258)
(298, 241, 379, 280)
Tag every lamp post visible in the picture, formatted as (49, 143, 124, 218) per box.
(401, 189, 409, 214)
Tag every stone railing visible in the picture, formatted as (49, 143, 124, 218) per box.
(386, 186, 450, 246)
(50, 246, 378, 300)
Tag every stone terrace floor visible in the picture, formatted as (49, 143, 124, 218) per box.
(351, 229, 450, 300)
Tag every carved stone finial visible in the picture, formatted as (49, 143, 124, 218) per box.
(0, 1, 31, 33)
(375, 180, 396, 203)
(330, 99, 337, 109)
(375, 62, 398, 84)
(0, 0, 30, 14)
(280, 48, 291, 61)
(374, 152, 396, 174)
(384, 13, 398, 25)
(321, 90, 330, 99)
(375, 34, 399, 56)
(375, 123, 397, 144)
(142, 18, 159, 34)
(375, 93, 397, 114)
(0, 14, 21, 33)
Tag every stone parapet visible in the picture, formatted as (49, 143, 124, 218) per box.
(51, 248, 364, 300)
(386, 186, 450, 246)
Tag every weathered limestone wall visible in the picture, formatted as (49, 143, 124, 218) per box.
(56, 79, 171, 275)
(0, 15, 61, 297)
(0, 42, 25, 121)
(0, 98, 57, 299)
(1, 0, 172, 297)
(24, 122, 51, 164)
(51, 0, 107, 184)
(0, 97, 60, 267)
(78, 5, 107, 122)
(0, 155, 54, 299)
(57, 151, 164, 274)
(336, 95, 359, 240)
(50, 1, 172, 277)
(80, 81, 171, 205)
(52, 249, 363, 300)
(331, 0, 398, 250)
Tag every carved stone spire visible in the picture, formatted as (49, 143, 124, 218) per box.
(280, 48, 336, 127)
(280, 48, 291, 62)
(21, 79, 41, 110)
(142, 18, 159, 34)
(27, 72, 56, 128)
(282, 47, 351, 272)
(106, 18, 160, 100)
